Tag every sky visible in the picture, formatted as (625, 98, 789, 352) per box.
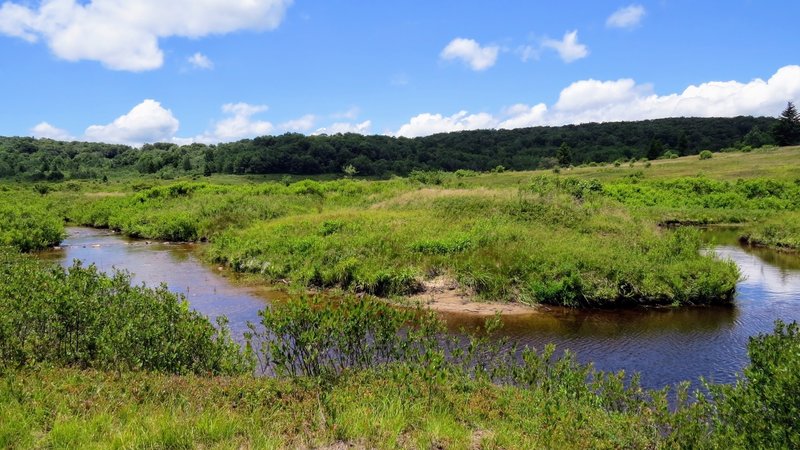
(0, 0, 799, 146)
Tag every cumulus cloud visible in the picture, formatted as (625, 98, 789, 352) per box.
(440, 38, 499, 71)
(0, 0, 292, 71)
(187, 52, 213, 70)
(554, 78, 652, 111)
(394, 65, 800, 137)
(606, 5, 646, 29)
(279, 114, 316, 132)
(194, 103, 273, 142)
(542, 30, 588, 63)
(31, 122, 74, 141)
(314, 120, 372, 135)
(395, 111, 497, 138)
(84, 99, 179, 145)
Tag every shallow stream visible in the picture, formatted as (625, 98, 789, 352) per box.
(41, 227, 800, 389)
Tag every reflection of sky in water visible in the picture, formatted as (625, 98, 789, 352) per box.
(42, 228, 800, 390)
(715, 246, 800, 298)
(43, 228, 272, 342)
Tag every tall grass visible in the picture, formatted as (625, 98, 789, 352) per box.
(209, 185, 739, 306)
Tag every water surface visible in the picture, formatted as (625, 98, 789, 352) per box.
(42, 227, 800, 389)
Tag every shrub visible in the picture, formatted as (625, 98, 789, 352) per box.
(0, 196, 64, 251)
(699, 150, 713, 160)
(705, 321, 800, 449)
(0, 249, 252, 375)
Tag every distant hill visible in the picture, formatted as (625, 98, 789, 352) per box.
(0, 116, 778, 180)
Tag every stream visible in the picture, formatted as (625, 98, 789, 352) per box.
(40, 226, 800, 389)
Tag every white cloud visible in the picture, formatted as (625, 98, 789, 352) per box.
(314, 120, 372, 135)
(31, 122, 74, 141)
(440, 38, 499, 71)
(554, 78, 651, 111)
(606, 5, 646, 29)
(197, 103, 273, 142)
(497, 104, 549, 129)
(84, 99, 179, 145)
(279, 114, 316, 132)
(395, 111, 497, 138)
(0, 0, 292, 71)
(187, 52, 213, 70)
(394, 65, 800, 137)
(542, 30, 589, 63)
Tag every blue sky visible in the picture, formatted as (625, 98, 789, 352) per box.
(1, 0, 799, 145)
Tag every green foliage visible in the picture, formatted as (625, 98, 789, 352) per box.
(556, 142, 573, 166)
(207, 181, 739, 306)
(603, 176, 800, 212)
(0, 249, 252, 375)
(408, 170, 445, 185)
(0, 191, 63, 251)
(0, 254, 796, 448)
(662, 150, 680, 159)
(699, 150, 713, 160)
(741, 212, 800, 250)
(0, 117, 779, 179)
(705, 320, 800, 449)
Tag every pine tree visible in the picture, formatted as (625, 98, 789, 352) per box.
(647, 139, 664, 160)
(556, 142, 573, 166)
(772, 102, 800, 146)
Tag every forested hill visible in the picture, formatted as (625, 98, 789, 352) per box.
(0, 116, 778, 180)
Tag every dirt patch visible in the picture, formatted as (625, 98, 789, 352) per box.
(405, 276, 538, 316)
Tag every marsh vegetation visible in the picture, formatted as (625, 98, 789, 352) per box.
(1, 144, 800, 447)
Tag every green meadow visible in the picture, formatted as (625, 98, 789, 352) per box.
(3, 145, 797, 308)
(1, 145, 799, 448)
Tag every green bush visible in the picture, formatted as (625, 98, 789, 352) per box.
(0, 192, 64, 251)
(699, 150, 713, 160)
(705, 320, 800, 449)
(0, 249, 252, 375)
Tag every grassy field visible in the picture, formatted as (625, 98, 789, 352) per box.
(1, 146, 800, 448)
(3, 146, 799, 307)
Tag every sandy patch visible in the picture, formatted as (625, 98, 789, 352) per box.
(405, 276, 538, 316)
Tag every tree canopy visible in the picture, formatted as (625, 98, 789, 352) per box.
(0, 116, 780, 180)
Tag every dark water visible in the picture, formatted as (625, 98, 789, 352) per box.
(41, 227, 800, 389)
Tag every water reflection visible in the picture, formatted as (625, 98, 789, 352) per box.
(40, 227, 800, 389)
(40, 228, 273, 341)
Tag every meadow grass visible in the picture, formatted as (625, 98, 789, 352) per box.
(208, 187, 739, 306)
(3, 146, 799, 306)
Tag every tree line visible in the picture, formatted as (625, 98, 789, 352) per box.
(0, 115, 790, 180)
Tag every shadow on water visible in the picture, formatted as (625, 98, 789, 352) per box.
(40, 227, 800, 389)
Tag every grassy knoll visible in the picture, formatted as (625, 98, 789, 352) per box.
(208, 187, 738, 306)
(51, 176, 740, 307)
